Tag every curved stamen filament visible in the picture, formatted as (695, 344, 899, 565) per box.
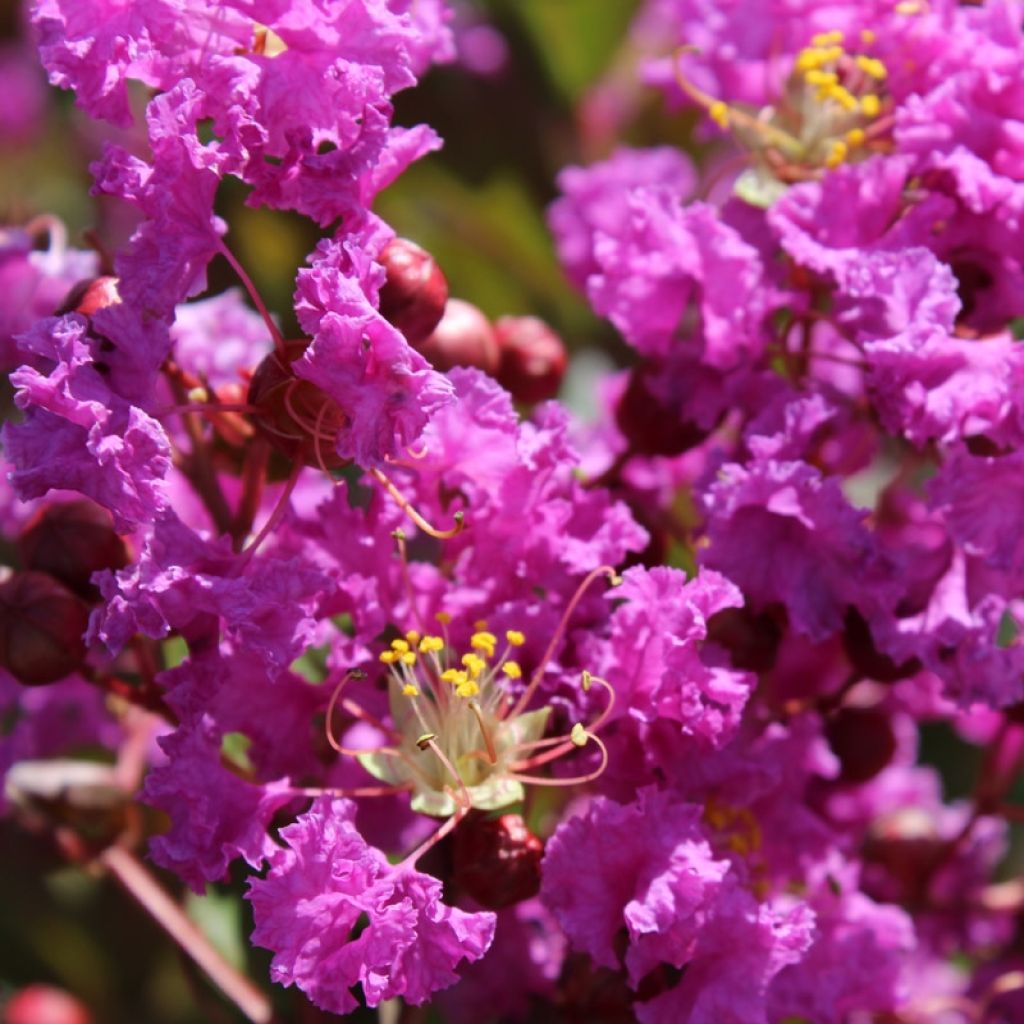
(508, 566, 619, 719)
(508, 730, 609, 787)
(468, 701, 497, 765)
(369, 467, 466, 540)
(237, 457, 303, 562)
(324, 670, 367, 753)
(289, 782, 414, 799)
(398, 736, 473, 868)
(392, 529, 428, 635)
(217, 240, 285, 355)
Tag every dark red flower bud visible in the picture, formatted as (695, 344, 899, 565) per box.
(418, 298, 500, 375)
(0, 572, 90, 685)
(825, 705, 897, 784)
(4, 984, 93, 1024)
(494, 315, 568, 403)
(377, 237, 449, 345)
(453, 812, 544, 909)
(55, 275, 121, 317)
(615, 363, 709, 457)
(246, 339, 350, 470)
(18, 500, 128, 600)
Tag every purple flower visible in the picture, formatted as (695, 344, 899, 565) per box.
(143, 716, 295, 892)
(248, 797, 495, 1014)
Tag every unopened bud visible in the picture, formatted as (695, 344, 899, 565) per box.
(494, 315, 567, 403)
(418, 298, 500, 374)
(615, 363, 710, 456)
(55, 275, 121, 317)
(18, 500, 128, 600)
(0, 571, 90, 685)
(453, 812, 544, 909)
(378, 238, 449, 345)
(4, 984, 93, 1024)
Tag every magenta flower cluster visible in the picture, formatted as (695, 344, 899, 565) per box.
(4, 1, 1024, 1021)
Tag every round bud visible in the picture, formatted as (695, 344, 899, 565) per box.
(494, 315, 568, 403)
(246, 340, 350, 470)
(615, 363, 709, 456)
(825, 705, 898, 784)
(4, 985, 93, 1024)
(0, 572, 90, 685)
(55, 276, 121, 317)
(418, 298, 500, 375)
(377, 238, 449, 345)
(453, 812, 544, 909)
(18, 500, 128, 600)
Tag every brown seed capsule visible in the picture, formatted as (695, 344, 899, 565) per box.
(453, 812, 544, 909)
(18, 500, 128, 600)
(246, 339, 350, 470)
(495, 315, 568, 403)
(0, 571, 90, 685)
(378, 237, 449, 345)
(418, 298, 501, 375)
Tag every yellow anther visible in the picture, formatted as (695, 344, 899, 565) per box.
(860, 29, 877, 44)
(825, 140, 849, 168)
(471, 631, 498, 656)
(462, 653, 486, 677)
(474, 619, 489, 631)
(709, 100, 730, 128)
(419, 635, 444, 654)
(845, 127, 866, 147)
(405, 630, 421, 645)
(810, 30, 843, 47)
(186, 385, 209, 403)
(570, 723, 588, 747)
(855, 55, 887, 80)
(415, 732, 436, 750)
(506, 630, 526, 647)
(455, 679, 480, 699)
(828, 84, 859, 112)
(380, 650, 400, 665)
(795, 48, 826, 73)
(441, 668, 468, 685)
(402, 683, 420, 697)
(861, 94, 881, 117)
(582, 670, 592, 691)
(399, 651, 417, 667)
(805, 69, 838, 87)
(435, 611, 451, 625)
(390, 638, 410, 653)
(502, 661, 522, 680)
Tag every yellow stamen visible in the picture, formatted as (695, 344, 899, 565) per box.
(502, 662, 522, 680)
(462, 653, 486, 677)
(845, 127, 866, 147)
(435, 611, 451, 625)
(709, 101, 730, 128)
(441, 668, 468, 686)
(390, 638, 410, 653)
(419, 635, 444, 654)
(473, 619, 489, 631)
(405, 630, 422, 646)
(826, 140, 848, 168)
(402, 683, 420, 697)
(400, 651, 417, 667)
(380, 651, 400, 665)
(570, 723, 588, 747)
(855, 55, 887, 80)
(455, 679, 480, 699)
(827, 84, 859, 112)
(810, 30, 843, 47)
(470, 631, 498, 657)
(805, 69, 838, 87)
(861, 94, 881, 117)
(506, 630, 525, 647)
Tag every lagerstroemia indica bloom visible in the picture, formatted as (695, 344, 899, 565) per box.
(4, 0, 1024, 1020)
